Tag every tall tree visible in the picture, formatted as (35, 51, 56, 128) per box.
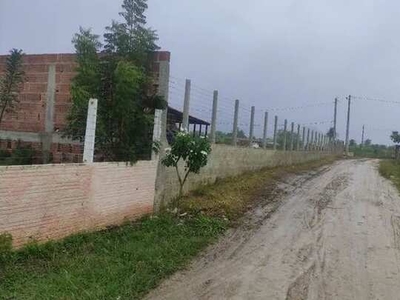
(391, 131, 400, 144)
(327, 127, 336, 140)
(65, 0, 165, 162)
(0, 49, 25, 125)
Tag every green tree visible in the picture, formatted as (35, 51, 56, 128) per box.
(276, 130, 302, 150)
(0, 49, 25, 125)
(64, 0, 165, 162)
(327, 127, 336, 140)
(349, 139, 357, 147)
(391, 131, 400, 159)
(364, 139, 372, 146)
(215, 129, 247, 144)
(162, 132, 211, 211)
(391, 131, 400, 144)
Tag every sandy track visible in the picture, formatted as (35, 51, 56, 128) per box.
(146, 159, 400, 300)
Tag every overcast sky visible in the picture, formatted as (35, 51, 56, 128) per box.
(1, 0, 400, 144)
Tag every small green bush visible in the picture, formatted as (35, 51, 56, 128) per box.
(0, 233, 13, 256)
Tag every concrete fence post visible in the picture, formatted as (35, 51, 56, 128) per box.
(210, 90, 218, 143)
(273, 116, 278, 150)
(182, 79, 191, 131)
(310, 130, 314, 151)
(306, 128, 310, 151)
(262, 111, 268, 149)
(153, 55, 171, 212)
(317, 132, 320, 151)
(232, 99, 239, 146)
(249, 106, 255, 145)
(302, 126, 306, 151)
(152, 109, 163, 160)
(290, 122, 294, 151)
(320, 134, 323, 151)
(283, 119, 288, 151)
(83, 98, 98, 163)
(42, 64, 56, 164)
(296, 124, 301, 151)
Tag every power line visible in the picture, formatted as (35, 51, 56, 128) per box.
(352, 95, 400, 105)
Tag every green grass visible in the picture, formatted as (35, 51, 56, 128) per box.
(181, 156, 338, 222)
(379, 159, 400, 191)
(0, 215, 226, 300)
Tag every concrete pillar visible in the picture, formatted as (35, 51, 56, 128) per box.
(210, 90, 218, 143)
(151, 109, 163, 160)
(262, 111, 268, 149)
(154, 57, 170, 212)
(283, 119, 288, 151)
(290, 122, 294, 151)
(273, 116, 278, 150)
(310, 130, 314, 151)
(314, 131, 318, 151)
(306, 128, 310, 151)
(249, 106, 255, 145)
(296, 124, 301, 151)
(182, 79, 191, 131)
(232, 99, 239, 146)
(83, 99, 98, 163)
(320, 133, 323, 150)
(41, 64, 56, 164)
(302, 127, 306, 151)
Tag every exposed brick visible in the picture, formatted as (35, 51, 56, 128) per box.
(56, 63, 76, 73)
(158, 51, 171, 62)
(25, 73, 48, 83)
(0, 51, 168, 162)
(152, 62, 160, 73)
(28, 83, 47, 93)
(23, 64, 48, 73)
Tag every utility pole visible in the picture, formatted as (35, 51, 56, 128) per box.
(345, 95, 351, 156)
(361, 125, 365, 148)
(232, 99, 239, 146)
(333, 98, 338, 141)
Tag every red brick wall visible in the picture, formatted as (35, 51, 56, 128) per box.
(0, 52, 170, 163)
(0, 161, 158, 248)
(0, 53, 77, 133)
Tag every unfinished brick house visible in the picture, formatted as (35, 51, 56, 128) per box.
(0, 52, 170, 163)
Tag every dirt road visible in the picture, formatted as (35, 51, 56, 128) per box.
(147, 159, 400, 300)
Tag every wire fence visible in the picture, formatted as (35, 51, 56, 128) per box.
(168, 75, 339, 151)
(0, 73, 342, 166)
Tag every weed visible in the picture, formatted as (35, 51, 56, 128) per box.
(0, 215, 226, 300)
(379, 159, 400, 191)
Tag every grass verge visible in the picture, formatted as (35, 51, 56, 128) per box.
(0, 216, 226, 300)
(182, 156, 338, 222)
(379, 159, 400, 191)
(0, 156, 337, 300)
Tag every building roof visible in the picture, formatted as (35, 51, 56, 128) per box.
(167, 106, 210, 126)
